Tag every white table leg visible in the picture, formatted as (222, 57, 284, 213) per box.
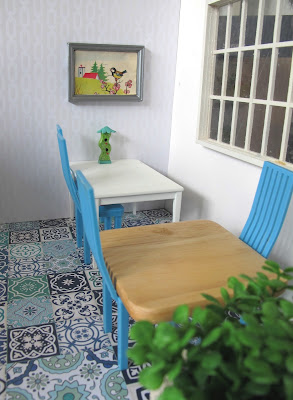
(69, 195, 75, 219)
(132, 203, 137, 215)
(172, 192, 182, 222)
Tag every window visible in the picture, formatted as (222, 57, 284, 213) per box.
(198, 0, 293, 166)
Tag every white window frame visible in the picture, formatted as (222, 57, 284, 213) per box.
(197, 0, 293, 167)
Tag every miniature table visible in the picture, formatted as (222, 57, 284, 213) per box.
(100, 220, 266, 322)
(70, 159, 184, 222)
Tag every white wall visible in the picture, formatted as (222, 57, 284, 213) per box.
(168, 0, 293, 267)
(0, 0, 181, 223)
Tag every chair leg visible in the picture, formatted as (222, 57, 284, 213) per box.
(75, 208, 83, 248)
(103, 217, 112, 230)
(103, 281, 112, 333)
(83, 233, 91, 265)
(117, 298, 129, 370)
(114, 216, 122, 229)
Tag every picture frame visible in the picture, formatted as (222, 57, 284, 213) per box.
(68, 43, 144, 103)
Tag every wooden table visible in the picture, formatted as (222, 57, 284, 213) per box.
(70, 159, 184, 222)
(100, 220, 265, 323)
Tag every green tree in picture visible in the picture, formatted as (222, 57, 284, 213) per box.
(98, 63, 108, 81)
(91, 61, 98, 73)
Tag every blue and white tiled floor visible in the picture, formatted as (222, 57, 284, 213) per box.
(0, 209, 172, 400)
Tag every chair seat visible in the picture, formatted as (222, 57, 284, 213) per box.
(99, 204, 124, 218)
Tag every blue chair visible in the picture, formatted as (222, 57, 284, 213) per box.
(76, 170, 129, 370)
(240, 161, 293, 258)
(56, 125, 124, 264)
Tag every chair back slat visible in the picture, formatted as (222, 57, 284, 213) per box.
(76, 170, 118, 301)
(240, 162, 293, 257)
(56, 125, 80, 210)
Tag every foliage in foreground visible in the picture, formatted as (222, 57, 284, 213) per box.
(128, 261, 293, 400)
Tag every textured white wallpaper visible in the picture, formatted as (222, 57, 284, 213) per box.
(0, 0, 181, 223)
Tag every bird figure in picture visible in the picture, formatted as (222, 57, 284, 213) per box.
(110, 67, 127, 82)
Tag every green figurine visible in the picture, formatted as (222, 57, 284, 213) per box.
(97, 126, 116, 164)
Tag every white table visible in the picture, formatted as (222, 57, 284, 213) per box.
(70, 159, 184, 222)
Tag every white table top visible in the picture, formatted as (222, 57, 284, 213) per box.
(70, 159, 184, 199)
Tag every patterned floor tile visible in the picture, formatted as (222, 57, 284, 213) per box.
(0, 224, 9, 233)
(0, 281, 7, 303)
(45, 253, 82, 275)
(51, 291, 100, 322)
(93, 290, 118, 315)
(0, 303, 6, 329)
(0, 233, 8, 247)
(0, 329, 7, 365)
(8, 256, 51, 278)
(69, 226, 76, 240)
(6, 349, 129, 400)
(39, 219, 68, 228)
(122, 216, 154, 228)
(7, 324, 60, 363)
(42, 240, 76, 258)
(9, 221, 40, 231)
(141, 208, 172, 219)
(7, 297, 54, 329)
(48, 272, 91, 295)
(0, 365, 5, 399)
(85, 270, 102, 290)
(9, 230, 40, 245)
(56, 316, 111, 355)
(8, 276, 50, 301)
(0, 248, 8, 280)
(40, 227, 72, 242)
(9, 243, 42, 259)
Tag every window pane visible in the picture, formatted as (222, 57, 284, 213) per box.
(261, 0, 276, 44)
(235, 103, 249, 148)
(240, 51, 254, 98)
(286, 112, 293, 163)
(256, 49, 272, 100)
(210, 100, 220, 140)
(280, 0, 293, 42)
(231, 1, 241, 48)
(217, 6, 228, 49)
(245, 0, 259, 46)
(273, 47, 292, 102)
(222, 101, 233, 144)
(226, 52, 238, 96)
(250, 104, 266, 153)
(213, 54, 224, 95)
(267, 106, 286, 158)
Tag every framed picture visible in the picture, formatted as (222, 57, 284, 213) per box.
(68, 43, 144, 103)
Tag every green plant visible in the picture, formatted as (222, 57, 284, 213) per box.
(128, 261, 293, 400)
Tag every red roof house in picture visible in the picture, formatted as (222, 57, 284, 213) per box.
(83, 73, 100, 80)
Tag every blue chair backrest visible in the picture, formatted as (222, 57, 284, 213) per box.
(76, 170, 118, 301)
(56, 125, 80, 211)
(240, 161, 293, 258)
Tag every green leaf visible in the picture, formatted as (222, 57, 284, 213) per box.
(201, 293, 220, 305)
(237, 330, 262, 348)
(201, 351, 222, 370)
(284, 267, 293, 273)
(167, 359, 183, 381)
(239, 274, 255, 283)
(192, 307, 208, 326)
(158, 385, 186, 400)
(139, 366, 165, 390)
(280, 299, 293, 318)
(263, 349, 283, 365)
(173, 305, 189, 325)
(262, 301, 280, 318)
(264, 260, 281, 274)
(127, 344, 148, 365)
(286, 354, 293, 373)
(243, 382, 271, 396)
(153, 322, 179, 349)
(129, 321, 154, 345)
(220, 287, 230, 303)
(201, 327, 222, 348)
(284, 375, 293, 399)
(256, 272, 269, 281)
(266, 337, 293, 351)
(244, 357, 273, 374)
(179, 327, 196, 347)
